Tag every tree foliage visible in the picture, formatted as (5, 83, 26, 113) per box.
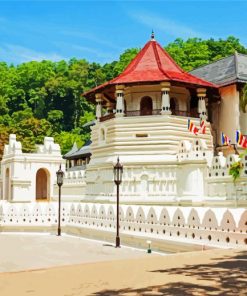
(240, 84, 247, 113)
(229, 160, 243, 183)
(166, 36, 247, 71)
(0, 36, 246, 158)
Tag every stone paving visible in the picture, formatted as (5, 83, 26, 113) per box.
(0, 233, 160, 272)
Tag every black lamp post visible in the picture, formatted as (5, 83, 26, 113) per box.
(113, 157, 123, 248)
(56, 164, 64, 236)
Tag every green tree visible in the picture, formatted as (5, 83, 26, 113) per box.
(113, 48, 140, 76)
(54, 131, 84, 155)
(240, 84, 247, 113)
(48, 109, 64, 132)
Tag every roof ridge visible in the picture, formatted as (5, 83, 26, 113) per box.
(113, 42, 150, 81)
(234, 51, 239, 79)
(152, 41, 171, 80)
(157, 42, 185, 73)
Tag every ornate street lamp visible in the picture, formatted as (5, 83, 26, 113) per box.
(113, 157, 123, 248)
(56, 164, 64, 236)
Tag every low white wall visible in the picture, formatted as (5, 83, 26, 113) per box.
(0, 201, 246, 249)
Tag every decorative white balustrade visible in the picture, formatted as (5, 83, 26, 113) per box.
(0, 201, 246, 247)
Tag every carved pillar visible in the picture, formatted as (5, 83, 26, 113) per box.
(95, 93, 103, 121)
(115, 85, 125, 117)
(197, 88, 207, 120)
(160, 82, 171, 115)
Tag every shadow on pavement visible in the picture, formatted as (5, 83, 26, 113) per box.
(91, 250, 247, 296)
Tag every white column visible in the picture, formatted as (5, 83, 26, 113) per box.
(115, 85, 125, 117)
(160, 82, 171, 115)
(197, 88, 207, 120)
(95, 93, 103, 121)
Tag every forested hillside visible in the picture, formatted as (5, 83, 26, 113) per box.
(0, 36, 246, 157)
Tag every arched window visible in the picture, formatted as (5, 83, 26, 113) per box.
(140, 96, 153, 116)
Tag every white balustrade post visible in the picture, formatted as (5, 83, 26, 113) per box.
(197, 88, 207, 120)
(115, 85, 125, 117)
(160, 82, 171, 115)
(95, 93, 103, 121)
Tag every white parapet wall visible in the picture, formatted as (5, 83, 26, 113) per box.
(207, 152, 247, 202)
(0, 201, 246, 251)
(53, 170, 86, 201)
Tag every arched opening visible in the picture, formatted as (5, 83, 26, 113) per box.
(124, 99, 127, 114)
(170, 98, 179, 115)
(36, 168, 50, 201)
(5, 168, 10, 201)
(190, 95, 199, 117)
(140, 96, 153, 116)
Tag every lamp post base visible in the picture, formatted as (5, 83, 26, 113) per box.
(116, 236, 120, 248)
(57, 228, 61, 236)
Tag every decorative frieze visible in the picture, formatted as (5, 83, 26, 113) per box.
(0, 201, 246, 247)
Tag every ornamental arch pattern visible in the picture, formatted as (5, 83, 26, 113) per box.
(0, 203, 246, 246)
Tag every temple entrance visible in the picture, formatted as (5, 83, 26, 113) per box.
(5, 168, 9, 200)
(36, 168, 50, 201)
(140, 96, 153, 116)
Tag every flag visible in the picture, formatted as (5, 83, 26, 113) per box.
(188, 119, 199, 135)
(221, 132, 231, 146)
(236, 130, 247, 148)
(199, 120, 206, 134)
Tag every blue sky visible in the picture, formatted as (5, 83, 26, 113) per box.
(0, 0, 246, 64)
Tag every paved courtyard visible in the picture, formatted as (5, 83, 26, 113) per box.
(0, 233, 159, 272)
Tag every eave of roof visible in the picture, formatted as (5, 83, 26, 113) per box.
(63, 140, 92, 159)
(190, 52, 247, 86)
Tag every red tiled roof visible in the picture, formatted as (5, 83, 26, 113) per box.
(84, 38, 217, 97)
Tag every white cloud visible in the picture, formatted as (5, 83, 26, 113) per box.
(61, 30, 122, 50)
(129, 11, 210, 39)
(70, 44, 115, 59)
(0, 43, 65, 63)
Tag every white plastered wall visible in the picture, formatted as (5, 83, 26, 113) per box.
(124, 85, 190, 112)
(219, 85, 240, 143)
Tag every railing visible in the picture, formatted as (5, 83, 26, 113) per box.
(99, 113, 115, 122)
(172, 110, 199, 118)
(125, 109, 161, 117)
(126, 109, 199, 118)
(99, 109, 199, 122)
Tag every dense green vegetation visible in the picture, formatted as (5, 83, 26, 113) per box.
(0, 36, 246, 157)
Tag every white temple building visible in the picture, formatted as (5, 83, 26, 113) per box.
(0, 34, 246, 249)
